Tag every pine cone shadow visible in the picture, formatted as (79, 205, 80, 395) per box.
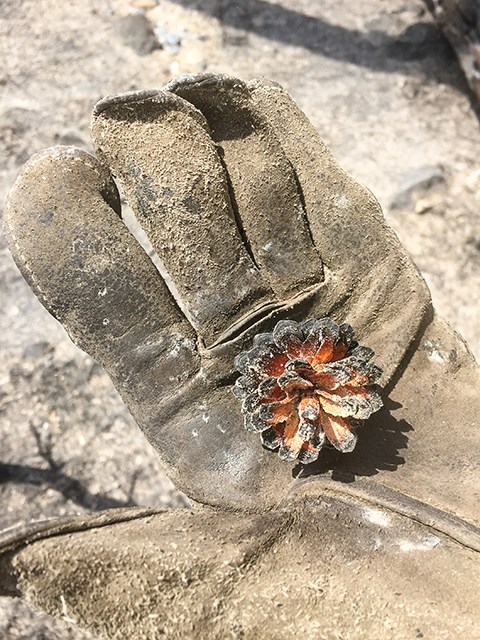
(294, 398, 411, 481)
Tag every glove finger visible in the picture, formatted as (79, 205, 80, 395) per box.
(166, 73, 324, 299)
(3, 147, 200, 411)
(91, 90, 273, 348)
(247, 78, 388, 276)
(247, 79, 431, 379)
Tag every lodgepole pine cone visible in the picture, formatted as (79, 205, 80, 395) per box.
(233, 318, 383, 464)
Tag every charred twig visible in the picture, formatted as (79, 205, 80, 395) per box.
(0, 462, 138, 510)
(28, 421, 63, 473)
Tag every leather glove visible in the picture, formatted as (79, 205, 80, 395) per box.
(2, 74, 479, 640)
(3, 73, 432, 510)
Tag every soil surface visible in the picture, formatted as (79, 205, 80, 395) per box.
(1, 0, 479, 637)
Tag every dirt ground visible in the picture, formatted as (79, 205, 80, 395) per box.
(1, 0, 479, 637)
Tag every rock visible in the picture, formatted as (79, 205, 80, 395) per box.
(391, 164, 446, 209)
(154, 22, 184, 53)
(114, 13, 162, 56)
(414, 193, 444, 214)
(54, 128, 87, 147)
(23, 341, 53, 360)
(386, 22, 449, 61)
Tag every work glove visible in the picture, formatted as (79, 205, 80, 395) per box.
(2, 74, 479, 639)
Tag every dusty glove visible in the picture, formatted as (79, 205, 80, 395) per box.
(1, 495, 480, 640)
(2, 74, 480, 640)
(3, 73, 432, 510)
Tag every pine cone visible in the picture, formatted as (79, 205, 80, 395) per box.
(233, 319, 383, 464)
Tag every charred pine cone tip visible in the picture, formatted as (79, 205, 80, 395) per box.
(232, 318, 383, 465)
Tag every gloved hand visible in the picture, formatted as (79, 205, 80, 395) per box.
(3, 73, 431, 511)
(2, 73, 480, 640)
